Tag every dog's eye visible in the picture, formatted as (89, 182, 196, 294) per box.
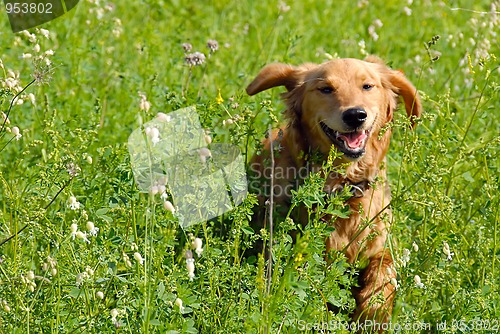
(362, 84, 374, 91)
(318, 86, 334, 94)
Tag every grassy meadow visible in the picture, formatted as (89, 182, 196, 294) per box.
(0, 0, 499, 332)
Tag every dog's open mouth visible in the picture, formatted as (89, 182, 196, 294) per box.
(320, 121, 369, 159)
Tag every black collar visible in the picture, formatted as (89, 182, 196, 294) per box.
(347, 180, 371, 198)
(328, 179, 371, 198)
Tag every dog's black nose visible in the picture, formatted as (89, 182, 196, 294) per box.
(342, 108, 367, 128)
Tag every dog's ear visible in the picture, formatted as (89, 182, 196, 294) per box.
(366, 56, 422, 127)
(387, 69, 422, 126)
(246, 63, 315, 95)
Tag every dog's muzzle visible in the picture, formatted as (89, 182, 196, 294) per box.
(320, 121, 369, 160)
(342, 108, 367, 129)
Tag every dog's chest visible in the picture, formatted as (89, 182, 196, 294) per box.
(325, 186, 392, 263)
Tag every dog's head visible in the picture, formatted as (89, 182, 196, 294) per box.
(246, 56, 422, 161)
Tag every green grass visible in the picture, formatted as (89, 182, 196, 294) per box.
(0, 0, 499, 333)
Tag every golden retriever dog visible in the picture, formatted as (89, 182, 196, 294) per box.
(246, 56, 422, 327)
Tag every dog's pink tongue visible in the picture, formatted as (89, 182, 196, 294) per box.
(338, 132, 367, 149)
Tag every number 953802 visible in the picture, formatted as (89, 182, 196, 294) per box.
(5, 2, 53, 14)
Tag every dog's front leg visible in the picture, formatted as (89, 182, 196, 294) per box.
(352, 250, 396, 332)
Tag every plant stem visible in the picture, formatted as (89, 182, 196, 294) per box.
(0, 136, 15, 152)
(266, 124, 274, 296)
(0, 177, 72, 247)
(445, 69, 494, 195)
(1, 78, 36, 133)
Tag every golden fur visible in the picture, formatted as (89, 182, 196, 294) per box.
(246, 56, 422, 326)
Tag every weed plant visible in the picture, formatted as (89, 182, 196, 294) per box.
(0, 0, 498, 333)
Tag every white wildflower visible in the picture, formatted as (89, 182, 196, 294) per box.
(164, 200, 175, 213)
(192, 237, 203, 257)
(110, 309, 119, 319)
(76, 231, 90, 244)
(156, 112, 171, 122)
(7, 69, 17, 78)
(66, 162, 81, 177)
(386, 266, 396, 284)
(112, 18, 122, 38)
(223, 118, 234, 126)
(70, 223, 78, 239)
(443, 241, 454, 261)
(68, 196, 81, 210)
(123, 253, 132, 268)
(198, 147, 212, 163)
(2, 300, 10, 313)
(414, 275, 424, 288)
(149, 185, 159, 196)
(368, 25, 379, 41)
(160, 192, 169, 201)
(27, 93, 36, 104)
(198, 147, 211, 158)
(182, 43, 192, 52)
(412, 242, 419, 252)
(278, 1, 290, 12)
(403, 6, 412, 16)
(86, 266, 94, 276)
(86, 221, 99, 236)
(358, 39, 367, 56)
(28, 33, 37, 43)
(186, 258, 195, 280)
(367, 19, 383, 42)
(4, 77, 16, 89)
(185, 250, 195, 280)
(150, 129, 160, 145)
(185, 52, 206, 66)
(112, 27, 122, 38)
(373, 19, 383, 28)
(133, 252, 144, 265)
(138, 92, 151, 111)
(96, 291, 104, 299)
(76, 272, 89, 286)
(110, 308, 119, 326)
(390, 277, 399, 290)
(175, 297, 185, 312)
(157, 176, 167, 186)
(357, 0, 369, 8)
(207, 39, 219, 53)
(145, 126, 160, 145)
(401, 248, 410, 267)
(39, 28, 50, 39)
(11, 126, 22, 140)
